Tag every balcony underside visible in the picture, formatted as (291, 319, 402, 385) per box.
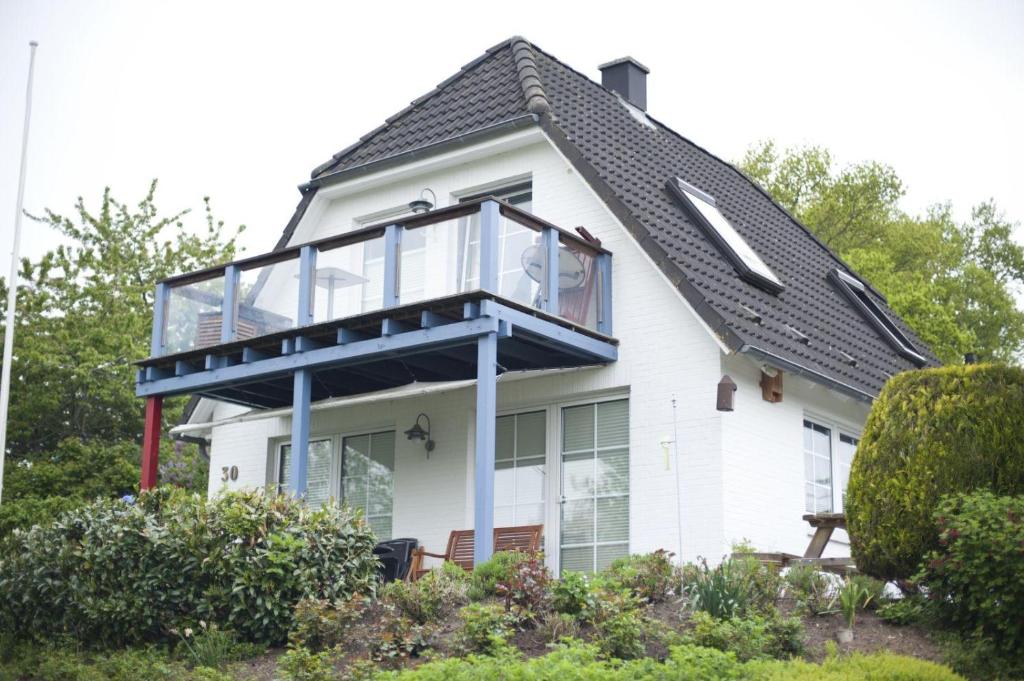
(136, 292, 618, 409)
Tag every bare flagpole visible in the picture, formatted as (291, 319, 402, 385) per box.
(0, 41, 39, 505)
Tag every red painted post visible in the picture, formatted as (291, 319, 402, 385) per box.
(140, 396, 162, 490)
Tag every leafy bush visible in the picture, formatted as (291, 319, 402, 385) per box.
(549, 571, 598, 618)
(685, 557, 764, 619)
(845, 364, 1024, 580)
(846, 574, 888, 610)
(594, 610, 647, 660)
(604, 549, 676, 603)
(289, 595, 369, 651)
(940, 632, 1024, 681)
(877, 596, 930, 626)
(381, 562, 468, 624)
(783, 565, 839, 616)
(455, 603, 512, 655)
(276, 646, 336, 681)
(496, 553, 550, 619)
(369, 605, 431, 668)
(0, 487, 379, 646)
(376, 639, 964, 679)
(172, 621, 257, 669)
(837, 579, 873, 629)
(535, 612, 582, 644)
(683, 611, 803, 662)
(916, 491, 1024, 653)
(468, 550, 529, 600)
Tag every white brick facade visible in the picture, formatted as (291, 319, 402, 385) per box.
(196, 131, 868, 567)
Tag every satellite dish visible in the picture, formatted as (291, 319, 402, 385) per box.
(521, 244, 587, 290)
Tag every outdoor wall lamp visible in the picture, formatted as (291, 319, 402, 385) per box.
(716, 375, 737, 412)
(408, 188, 437, 214)
(404, 413, 435, 456)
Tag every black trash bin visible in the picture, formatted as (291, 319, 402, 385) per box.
(373, 538, 418, 582)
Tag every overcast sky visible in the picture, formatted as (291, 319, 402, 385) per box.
(1, 0, 1022, 282)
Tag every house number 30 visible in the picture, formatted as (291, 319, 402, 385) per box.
(221, 466, 239, 482)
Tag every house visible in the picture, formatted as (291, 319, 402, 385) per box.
(135, 37, 938, 572)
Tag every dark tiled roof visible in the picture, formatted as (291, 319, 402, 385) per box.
(301, 37, 939, 398)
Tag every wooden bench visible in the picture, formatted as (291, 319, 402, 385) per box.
(407, 524, 542, 581)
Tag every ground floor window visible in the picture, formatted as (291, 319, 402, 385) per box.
(275, 431, 396, 540)
(560, 399, 629, 573)
(278, 438, 333, 508)
(803, 418, 859, 513)
(342, 431, 396, 540)
(494, 410, 546, 527)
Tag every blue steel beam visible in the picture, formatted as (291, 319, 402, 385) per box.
(289, 368, 312, 497)
(382, 224, 401, 308)
(137, 315, 503, 398)
(473, 331, 498, 564)
(479, 300, 618, 363)
(150, 283, 168, 357)
(221, 265, 240, 343)
(597, 253, 613, 335)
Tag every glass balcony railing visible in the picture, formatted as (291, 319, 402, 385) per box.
(149, 198, 613, 358)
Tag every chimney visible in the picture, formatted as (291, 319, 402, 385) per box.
(599, 57, 649, 110)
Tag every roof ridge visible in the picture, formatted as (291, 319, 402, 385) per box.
(311, 38, 520, 179)
(509, 37, 550, 115)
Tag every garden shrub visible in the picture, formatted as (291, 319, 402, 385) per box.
(845, 364, 1024, 581)
(604, 549, 676, 603)
(549, 570, 598, 618)
(381, 562, 468, 624)
(683, 611, 803, 662)
(685, 557, 778, 619)
(467, 550, 528, 599)
(375, 639, 964, 679)
(783, 566, 838, 615)
(593, 609, 647, 660)
(455, 603, 512, 655)
(0, 487, 379, 646)
(846, 573, 888, 610)
(369, 605, 432, 668)
(535, 612, 582, 644)
(276, 646, 336, 681)
(495, 552, 550, 619)
(916, 491, 1024, 653)
(289, 595, 369, 651)
(876, 595, 930, 626)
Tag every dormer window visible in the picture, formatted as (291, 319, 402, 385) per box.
(667, 177, 784, 294)
(829, 269, 926, 366)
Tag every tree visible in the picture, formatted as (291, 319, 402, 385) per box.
(739, 141, 1024, 364)
(0, 181, 242, 533)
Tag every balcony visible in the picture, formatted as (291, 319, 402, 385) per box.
(134, 198, 616, 562)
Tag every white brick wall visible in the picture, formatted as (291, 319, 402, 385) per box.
(203, 131, 867, 565)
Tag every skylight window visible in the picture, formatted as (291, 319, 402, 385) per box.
(667, 178, 784, 294)
(829, 269, 927, 366)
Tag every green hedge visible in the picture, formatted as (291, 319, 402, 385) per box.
(917, 492, 1024, 654)
(370, 641, 963, 680)
(845, 364, 1024, 580)
(0, 487, 379, 646)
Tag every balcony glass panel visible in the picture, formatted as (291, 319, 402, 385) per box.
(235, 258, 300, 340)
(163, 274, 225, 355)
(462, 213, 543, 309)
(314, 235, 386, 322)
(558, 236, 600, 331)
(397, 218, 481, 305)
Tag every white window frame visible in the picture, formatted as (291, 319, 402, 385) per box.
(802, 411, 861, 514)
(493, 409, 547, 528)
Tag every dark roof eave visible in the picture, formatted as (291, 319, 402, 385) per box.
(302, 115, 540, 193)
(737, 344, 876, 403)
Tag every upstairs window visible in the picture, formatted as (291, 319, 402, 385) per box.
(667, 177, 784, 294)
(828, 269, 926, 366)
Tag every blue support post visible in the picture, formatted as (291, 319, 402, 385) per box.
(382, 224, 401, 307)
(473, 331, 498, 564)
(542, 227, 559, 315)
(289, 368, 312, 498)
(221, 265, 240, 343)
(297, 246, 317, 327)
(478, 201, 500, 293)
(597, 253, 613, 335)
(150, 282, 168, 357)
